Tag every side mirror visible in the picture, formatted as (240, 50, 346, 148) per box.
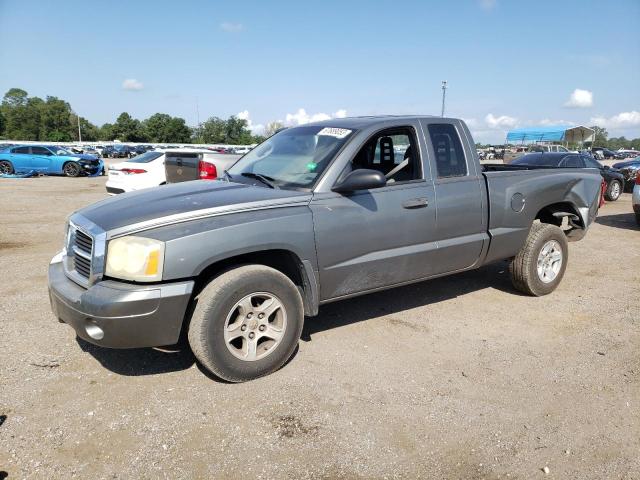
(332, 169, 387, 193)
(603, 165, 610, 170)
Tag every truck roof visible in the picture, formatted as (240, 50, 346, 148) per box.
(301, 115, 445, 129)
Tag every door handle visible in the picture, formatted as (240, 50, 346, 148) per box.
(402, 197, 429, 209)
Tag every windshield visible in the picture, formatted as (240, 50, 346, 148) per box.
(50, 147, 71, 155)
(227, 125, 355, 189)
(126, 151, 163, 163)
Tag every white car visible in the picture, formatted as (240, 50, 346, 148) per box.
(105, 149, 240, 195)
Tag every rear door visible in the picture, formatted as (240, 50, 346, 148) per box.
(420, 120, 487, 273)
(10, 146, 32, 170)
(164, 152, 201, 183)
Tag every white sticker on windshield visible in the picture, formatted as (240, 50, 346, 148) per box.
(317, 127, 352, 139)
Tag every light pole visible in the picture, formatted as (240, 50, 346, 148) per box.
(77, 114, 82, 143)
(441, 80, 447, 117)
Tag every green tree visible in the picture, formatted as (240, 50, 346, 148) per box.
(78, 117, 100, 141)
(111, 112, 147, 142)
(0, 110, 5, 138)
(144, 113, 192, 143)
(590, 126, 608, 147)
(39, 96, 75, 141)
(200, 116, 227, 143)
(1, 88, 41, 140)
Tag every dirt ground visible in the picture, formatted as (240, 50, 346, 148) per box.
(0, 175, 638, 480)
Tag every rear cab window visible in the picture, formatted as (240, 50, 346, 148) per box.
(427, 123, 467, 178)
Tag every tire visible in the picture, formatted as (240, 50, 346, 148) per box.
(188, 265, 304, 382)
(63, 162, 81, 177)
(509, 222, 568, 296)
(604, 180, 622, 201)
(0, 160, 14, 175)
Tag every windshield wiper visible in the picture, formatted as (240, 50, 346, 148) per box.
(241, 172, 279, 189)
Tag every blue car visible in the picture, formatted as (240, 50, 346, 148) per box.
(0, 145, 103, 177)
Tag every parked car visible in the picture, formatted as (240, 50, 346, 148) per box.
(102, 145, 116, 158)
(48, 116, 602, 382)
(112, 145, 133, 158)
(612, 157, 640, 191)
(0, 145, 102, 176)
(633, 174, 640, 226)
(616, 149, 640, 159)
(106, 149, 241, 194)
(512, 152, 625, 201)
(592, 147, 624, 160)
(232, 146, 252, 155)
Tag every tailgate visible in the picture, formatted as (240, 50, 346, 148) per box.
(164, 152, 201, 183)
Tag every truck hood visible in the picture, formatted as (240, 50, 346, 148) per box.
(77, 180, 311, 233)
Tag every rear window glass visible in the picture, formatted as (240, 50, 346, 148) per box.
(126, 151, 163, 163)
(512, 155, 561, 167)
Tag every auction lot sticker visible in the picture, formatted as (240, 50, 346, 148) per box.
(318, 127, 352, 138)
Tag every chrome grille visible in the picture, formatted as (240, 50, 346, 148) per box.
(62, 215, 106, 287)
(75, 229, 93, 255)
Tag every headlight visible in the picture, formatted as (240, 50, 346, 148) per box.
(106, 236, 165, 282)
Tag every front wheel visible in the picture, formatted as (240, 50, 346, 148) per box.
(604, 180, 622, 201)
(188, 265, 304, 382)
(509, 223, 568, 296)
(63, 162, 81, 177)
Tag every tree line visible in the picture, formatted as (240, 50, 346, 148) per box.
(0, 88, 267, 145)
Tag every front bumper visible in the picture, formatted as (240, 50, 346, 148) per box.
(48, 257, 194, 348)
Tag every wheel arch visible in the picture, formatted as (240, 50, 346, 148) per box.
(193, 248, 319, 317)
(534, 201, 585, 241)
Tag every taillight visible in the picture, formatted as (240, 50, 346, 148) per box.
(120, 168, 147, 174)
(599, 179, 606, 207)
(199, 160, 217, 180)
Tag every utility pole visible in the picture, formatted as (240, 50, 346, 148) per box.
(441, 80, 448, 117)
(195, 97, 201, 144)
(77, 114, 82, 142)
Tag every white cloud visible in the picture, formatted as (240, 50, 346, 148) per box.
(220, 22, 243, 32)
(284, 108, 348, 126)
(590, 111, 640, 129)
(236, 110, 264, 134)
(479, 0, 497, 10)
(538, 118, 572, 126)
(122, 79, 143, 91)
(485, 113, 518, 129)
(564, 89, 593, 108)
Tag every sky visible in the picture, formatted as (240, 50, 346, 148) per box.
(1, 0, 639, 143)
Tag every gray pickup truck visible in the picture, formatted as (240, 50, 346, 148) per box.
(49, 116, 602, 382)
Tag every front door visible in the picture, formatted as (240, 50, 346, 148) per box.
(311, 126, 437, 300)
(30, 146, 54, 172)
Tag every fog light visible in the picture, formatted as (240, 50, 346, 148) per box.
(85, 321, 104, 340)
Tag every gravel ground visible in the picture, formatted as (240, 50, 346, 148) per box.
(0, 175, 638, 480)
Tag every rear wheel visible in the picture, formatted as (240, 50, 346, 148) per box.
(509, 223, 568, 296)
(188, 265, 304, 382)
(0, 160, 14, 175)
(63, 162, 81, 177)
(604, 180, 622, 201)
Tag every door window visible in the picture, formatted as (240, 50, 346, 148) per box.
(349, 127, 421, 183)
(31, 146, 52, 156)
(13, 146, 30, 154)
(427, 124, 467, 177)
